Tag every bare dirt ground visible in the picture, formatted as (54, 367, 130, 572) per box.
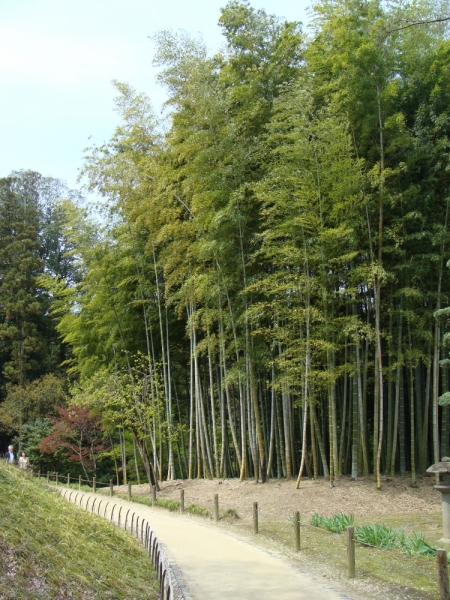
(120, 474, 441, 525)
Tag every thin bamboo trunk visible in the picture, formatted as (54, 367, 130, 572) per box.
(399, 368, 406, 476)
(390, 313, 403, 476)
(267, 363, 276, 478)
(338, 337, 348, 475)
(311, 404, 329, 478)
(188, 306, 195, 479)
(207, 334, 220, 477)
(408, 324, 416, 484)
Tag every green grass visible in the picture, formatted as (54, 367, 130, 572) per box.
(0, 463, 159, 599)
(113, 491, 213, 517)
(114, 492, 182, 512)
(186, 502, 210, 517)
(221, 507, 240, 520)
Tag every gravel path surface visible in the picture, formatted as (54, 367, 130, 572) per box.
(62, 490, 365, 600)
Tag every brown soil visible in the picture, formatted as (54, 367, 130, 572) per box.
(123, 475, 440, 525)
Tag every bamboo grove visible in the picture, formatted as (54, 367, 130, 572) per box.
(25, 0, 450, 487)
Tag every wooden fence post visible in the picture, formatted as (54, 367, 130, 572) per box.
(347, 526, 355, 578)
(78, 475, 81, 490)
(46, 471, 49, 483)
(128, 481, 132, 501)
(180, 489, 184, 513)
(438, 548, 450, 600)
(294, 511, 300, 552)
(67, 473, 70, 486)
(152, 485, 157, 507)
(93, 476, 97, 494)
(214, 494, 219, 523)
(253, 502, 258, 535)
(38, 470, 41, 479)
(110, 479, 114, 497)
(55, 472, 59, 486)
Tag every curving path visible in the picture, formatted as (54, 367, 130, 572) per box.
(60, 489, 358, 600)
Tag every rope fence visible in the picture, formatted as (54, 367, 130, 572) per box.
(37, 471, 185, 600)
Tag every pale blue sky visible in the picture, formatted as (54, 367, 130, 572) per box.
(0, 0, 310, 193)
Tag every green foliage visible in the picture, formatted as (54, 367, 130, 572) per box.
(186, 503, 210, 517)
(354, 523, 399, 549)
(28, 0, 450, 485)
(312, 513, 440, 558)
(398, 531, 438, 558)
(0, 172, 80, 394)
(0, 374, 67, 433)
(155, 497, 180, 511)
(11, 417, 54, 470)
(355, 523, 439, 557)
(310, 512, 354, 533)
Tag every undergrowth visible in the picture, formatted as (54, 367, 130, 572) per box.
(186, 502, 210, 516)
(310, 512, 440, 558)
(355, 524, 437, 557)
(113, 491, 216, 518)
(114, 492, 181, 511)
(310, 512, 354, 533)
(0, 463, 159, 599)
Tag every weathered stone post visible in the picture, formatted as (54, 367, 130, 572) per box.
(427, 458, 450, 542)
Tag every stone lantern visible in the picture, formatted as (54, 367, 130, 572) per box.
(427, 457, 450, 543)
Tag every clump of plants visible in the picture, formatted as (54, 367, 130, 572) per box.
(355, 523, 399, 550)
(355, 524, 437, 557)
(186, 503, 210, 517)
(222, 508, 240, 519)
(154, 498, 180, 511)
(310, 513, 354, 533)
(310, 512, 439, 558)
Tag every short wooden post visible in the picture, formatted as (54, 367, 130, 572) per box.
(294, 511, 300, 552)
(93, 476, 96, 493)
(253, 502, 258, 535)
(214, 494, 219, 523)
(438, 548, 450, 600)
(347, 526, 355, 578)
(55, 472, 59, 485)
(67, 473, 70, 486)
(180, 489, 184, 513)
(128, 481, 132, 501)
(38, 470, 41, 479)
(78, 475, 82, 490)
(110, 479, 114, 497)
(152, 485, 157, 506)
(46, 471, 49, 483)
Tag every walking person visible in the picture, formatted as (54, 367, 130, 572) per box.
(18, 451, 29, 470)
(4, 445, 15, 464)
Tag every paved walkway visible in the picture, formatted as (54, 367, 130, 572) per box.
(62, 490, 357, 600)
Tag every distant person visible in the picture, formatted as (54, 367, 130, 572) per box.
(4, 445, 15, 464)
(18, 451, 29, 470)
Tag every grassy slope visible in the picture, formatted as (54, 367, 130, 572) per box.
(0, 463, 159, 600)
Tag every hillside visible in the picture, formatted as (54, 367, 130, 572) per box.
(0, 463, 158, 600)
